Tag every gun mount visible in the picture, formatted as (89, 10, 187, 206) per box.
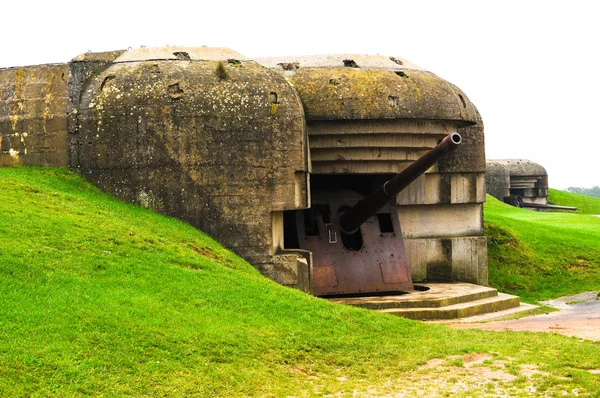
(294, 133, 463, 296)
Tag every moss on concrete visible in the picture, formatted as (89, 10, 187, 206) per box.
(288, 68, 478, 123)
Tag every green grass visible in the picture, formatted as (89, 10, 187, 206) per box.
(1, 168, 600, 396)
(485, 194, 600, 302)
(548, 188, 600, 214)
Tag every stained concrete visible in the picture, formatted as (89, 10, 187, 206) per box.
(0, 64, 71, 167)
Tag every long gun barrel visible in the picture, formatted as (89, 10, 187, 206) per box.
(339, 133, 462, 234)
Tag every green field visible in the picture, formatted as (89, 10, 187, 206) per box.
(1, 168, 599, 396)
(548, 188, 600, 215)
(485, 193, 600, 302)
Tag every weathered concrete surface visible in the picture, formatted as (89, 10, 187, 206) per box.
(71, 47, 311, 291)
(329, 283, 498, 309)
(397, 204, 482, 238)
(305, 119, 464, 174)
(397, 172, 486, 206)
(258, 54, 478, 123)
(258, 55, 486, 175)
(405, 237, 488, 283)
(258, 54, 425, 72)
(0, 64, 71, 166)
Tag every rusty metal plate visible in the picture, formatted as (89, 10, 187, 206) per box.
(297, 190, 414, 296)
(313, 264, 338, 289)
(380, 261, 409, 284)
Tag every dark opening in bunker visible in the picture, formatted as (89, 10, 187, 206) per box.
(303, 208, 320, 237)
(377, 213, 394, 233)
(318, 205, 332, 224)
(339, 206, 363, 251)
(310, 174, 392, 197)
(283, 210, 300, 249)
(510, 188, 526, 197)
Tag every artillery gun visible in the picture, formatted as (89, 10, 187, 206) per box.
(294, 133, 462, 296)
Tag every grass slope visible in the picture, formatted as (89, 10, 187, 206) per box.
(548, 188, 600, 214)
(1, 168, 599, 396)
(485, 195, 600, 302)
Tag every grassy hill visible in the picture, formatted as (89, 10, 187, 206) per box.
(1, 168, 599, 396)
(548, 188, 600, 214)
(485, 194, 600, 302)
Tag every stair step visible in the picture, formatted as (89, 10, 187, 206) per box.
(378, 293, 521, 320)
(328, 283, 499, 310)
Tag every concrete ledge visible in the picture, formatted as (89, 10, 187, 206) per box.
(380, 293, 520, 320)
(327, 283, 523, 321)
(328, 283, 497, 309)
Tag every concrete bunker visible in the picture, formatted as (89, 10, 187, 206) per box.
(258, 54, 488, 293)
(1, 48, 488, 296)
(486, 159, 549, 207)
(486, 159, 575, 211)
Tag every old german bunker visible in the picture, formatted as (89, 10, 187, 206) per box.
(486, 159, 549, 206)
(0, 47, 487, 296)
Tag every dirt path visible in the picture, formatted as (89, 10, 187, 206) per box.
(449, 291, 600, 341)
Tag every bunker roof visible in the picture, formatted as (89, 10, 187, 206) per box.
(487, 159, 548, 176)
(72, 47, 246, 63)
(257, 54, 424, 71)
(256, 54, 479, 125)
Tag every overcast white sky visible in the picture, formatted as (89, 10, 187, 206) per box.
(2, 0, 599, 189)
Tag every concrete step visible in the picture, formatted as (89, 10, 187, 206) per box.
(379, 293, 521, 320)
(327, 283, 526, 321)
(328, 283, 499, 310)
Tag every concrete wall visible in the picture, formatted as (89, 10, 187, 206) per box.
(0, 64, 70, 167)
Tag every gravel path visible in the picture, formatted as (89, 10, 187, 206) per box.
(450, 291, 600, 341)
